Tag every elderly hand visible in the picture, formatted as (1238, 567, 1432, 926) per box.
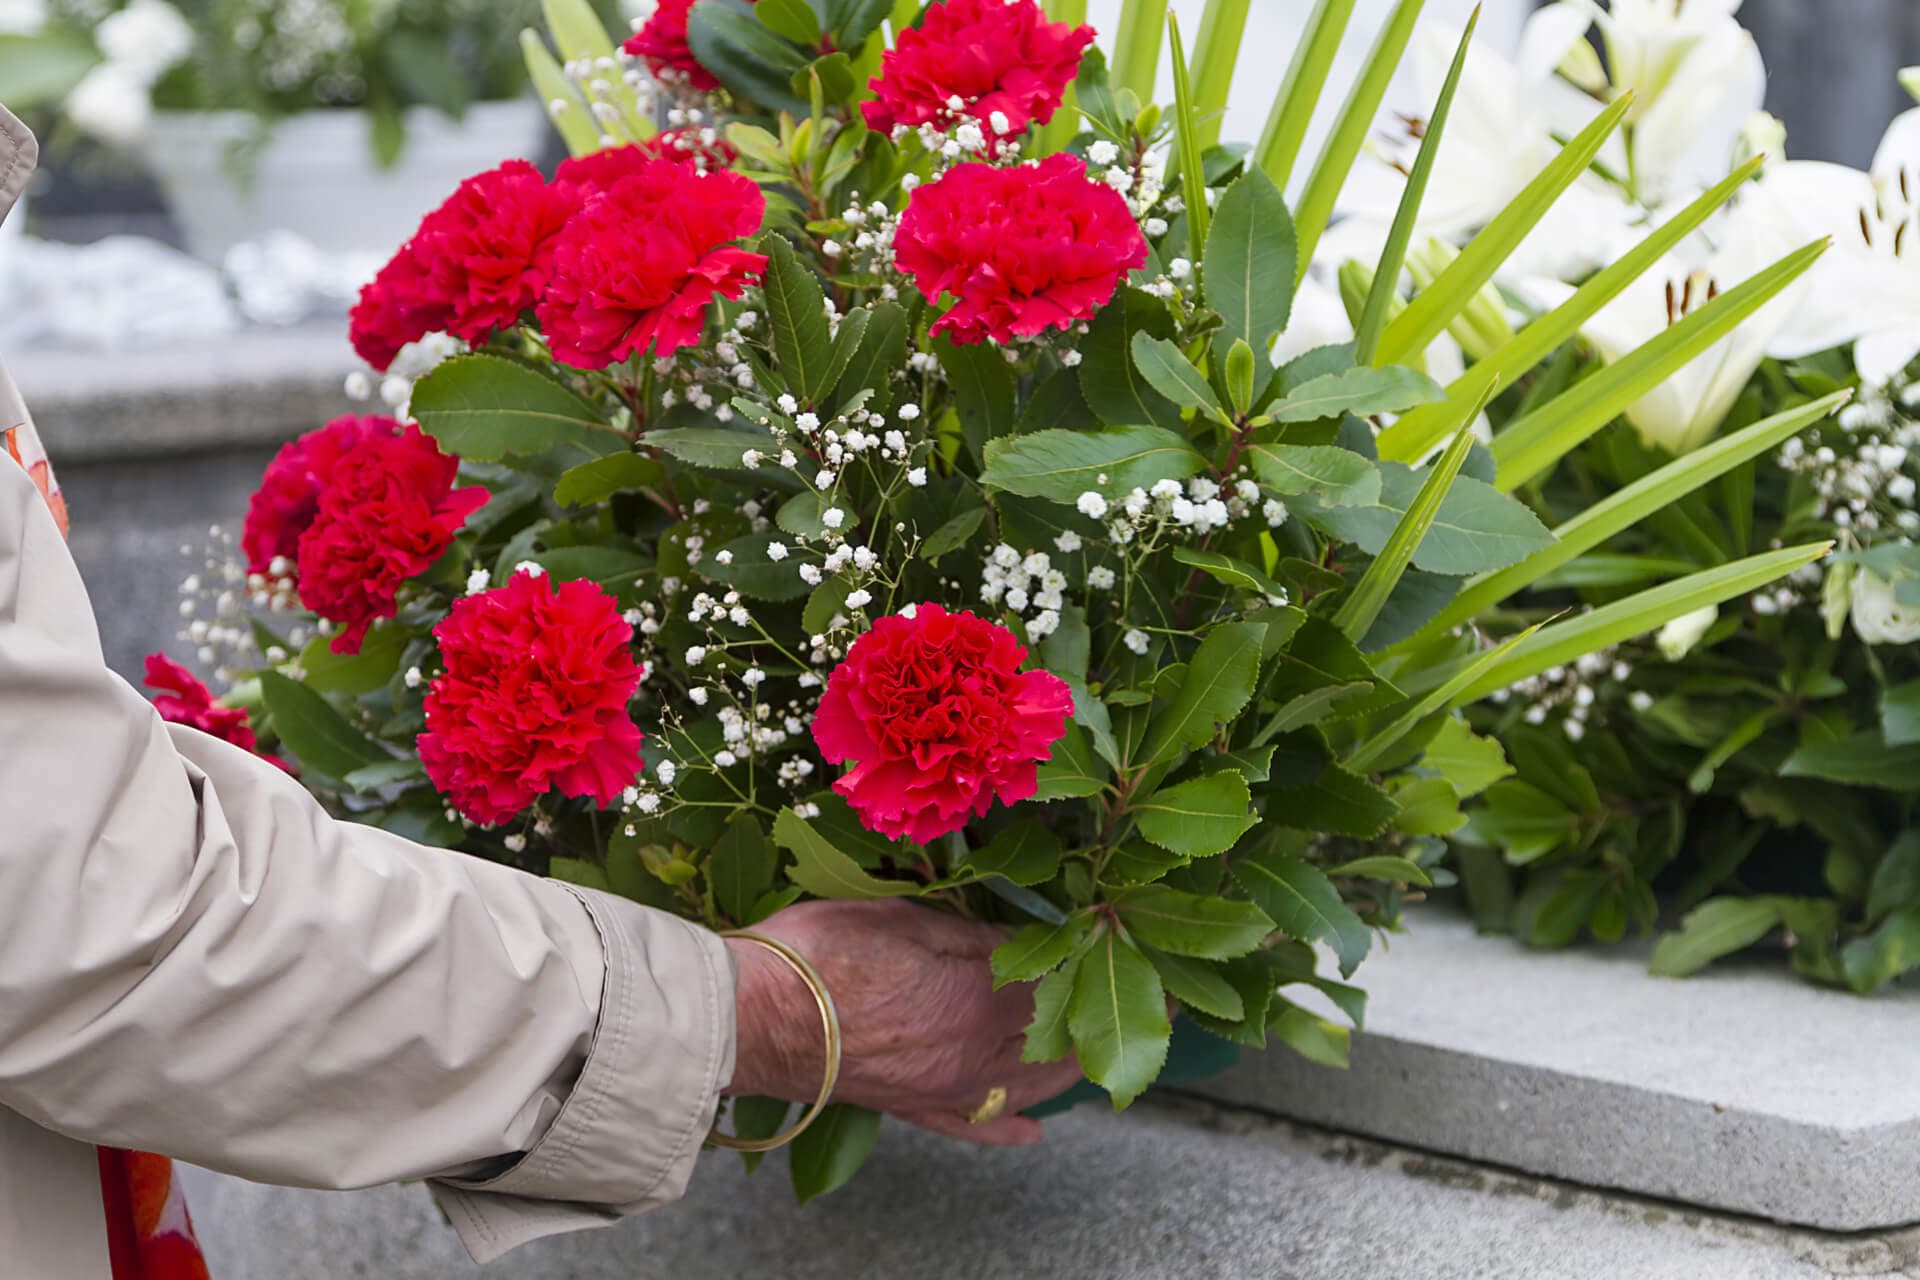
(726, 899, 1085, 1146)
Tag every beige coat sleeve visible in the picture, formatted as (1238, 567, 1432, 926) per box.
(0, 451, 735, 1263)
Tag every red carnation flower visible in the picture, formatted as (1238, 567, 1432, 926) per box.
(555, 129, 740, 194)
(296, 425, 488, 655)
(419, 569, 645, 826)
(894, 155, 1148, 345)
(348, 161, 580, 371)
(623, 0, 718, 92)
(811, 604, 1073, 843)
(144, 653, 292, 771)
(241, 415, 398, 575)
(861, 0, 1094, 145)
(537, 158, 767, 369)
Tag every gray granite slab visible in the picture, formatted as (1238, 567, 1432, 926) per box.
(185, 1096, 1916, 1280)
(1194, 912, 1920, 1233)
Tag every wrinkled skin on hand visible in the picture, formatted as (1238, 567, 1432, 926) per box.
(727, 899, 1085, 1146)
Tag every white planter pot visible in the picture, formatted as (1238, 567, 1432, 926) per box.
(141, 100, 551, 263)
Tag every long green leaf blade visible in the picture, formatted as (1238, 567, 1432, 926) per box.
(1187, 0, 1251, 152)
(1292, 0, 1426, 272)
(1110, 0, 1169, 106)
(1348, 623, 1540, 773)
(1459, 543, 1834, 702)
(521, 29, 601, 157)
(1491, 239, 1830, 489)
(1372, 92, 1634, 367)
(1355, 8, 1477, 366)
(1254, 0, 1357, 192)
(1420, 390, 1850, 638)
(1166, 11, 1210, 256)
(1377, 156, 1767, 462)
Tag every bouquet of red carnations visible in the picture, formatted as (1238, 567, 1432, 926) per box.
(157, 0, 1829, 1194)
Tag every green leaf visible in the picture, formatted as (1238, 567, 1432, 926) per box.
(1131, 333, 1225, 417)
(548, 857, 612, 891)
(980, 425, 1205, 504)
(992, 913, 1095, 987)
(522, 30, 601, 156)
(1108, 0, 1170, 103)
(1334, 426, 1477, 642)
(531, 546, 650, 592)
(410, 354, 619, 464)
(1419, 392, 1850, 637)
(1649, 898, 1784, 978)
(727, 1096, 790, 1174)
(1462, 544, 1834, 702)
(1172, 547, 1290, 599)
(755, 0, 821, 43)
(1230, 851, 1371, 977)
(687, 0, 811, 114)
(1023, 952, 1081, 1062)
(1780, 731, 1920, 790)
(258, 671, 390, 783)
(295, 623, 407, 696)
(1245, 442, 1381, 505)
(962, 821, 1068, 887)
(773, 808, 918, 899)
(1144, 947, 1244, 1020)
(343, 758, 426, 793)
(1325, 855, 1433, 886)
(762, 237, 836, 405)
(817, 306, 871, 403)
(1269, 1000, 1350, 1068)
(935, 336, 1017, 466)
(1840, 904, 1920, 994)
(641, 423, 777, 470)
(919, 507, 987, 562)
(710, 814, 778, 923)
(1304, 458, 1552, 578)
(1115, 884, 1273, 959)
(1377, 158, 1768, 463)
(1266, 762, 1399, 839)
(1166, 11, 1211, 256)
(703, 531, 821, 601)
(1252, 0, 1354, 190)
(1882, 679, 1920, 748)
(802, 575, 855, 635)
(1266, 366, 1445, 424)
(1420, 717, 1513, 798)
(1289, 0, 1423, 268)
(1034, 725, 1109, 800)
(1468, 780, 1578, 865)
(0, 30, 99, 109)
(789, 1104, 882, 1204)
(1375, 93, 1635, 368)
(1069, 927, 1173, 1109)
(1204, 167, 1295, 376)
(1135, 771, 1258, 857)
(1140, 622, 1266, 765)
(834, 301, 907, 413)
(1491, 240, 1830, 489)
(1080, 287, 1184, 430)
(554, 453, 666, 506)
(1353, 11, 1476, 365)
(1868, 833, 1920, 922)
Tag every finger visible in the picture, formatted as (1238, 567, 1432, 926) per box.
(998, 1054, 1086, 1115)
(895, 1108, 1045, 1147)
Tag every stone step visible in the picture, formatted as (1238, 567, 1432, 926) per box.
(1194, 911, 1920, 1233)
(184, 1096, 1918, 1279)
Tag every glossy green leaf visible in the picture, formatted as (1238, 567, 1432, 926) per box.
(710, 814, 778, 923)
(1185, 0, 1250, 151)
(992, 913, 1096, 987)
(1230, 850, 1371, 976)
(554, 453, 667, 506)
(1334, 426, 1476, 642)
(1145, 947, 1244, 1020)
(411, 354, 619, 464)
(1166, 11, 1211, 255)
(980, 424, 1205, 503)
(1204, 167, 1295, 376)
(1245, 442, 1381, 505)
(1135, 770, 1258, 857)
(1132, 333, 1224, 416)
(1140, 622, 1267, 765)
(1115, 884, 1274, 959)
(789, 1104, 882, 1204)
(1080, 287, 1184, 429)
(1267, 365, 1446, 424)
(1841, 904, 1920, 993)
(773, 808, 918, 899)
(1023, 951, 1081, 1062)
(1303, 457, 1551, 578)
(1649, 898, 1784, 978)
(258, 671, 390, 783)
(1781, 731, 1920, 790)
(1252, 0, 1355, 190)
(1109, 0, 1170, 103)
(1269, 1000, 1351, 1067)
(1325, 855, 1433, 886)
(1069, 927, 1173, 1109)
(642, 423, 778, 470)
(762, 237, 836, 405)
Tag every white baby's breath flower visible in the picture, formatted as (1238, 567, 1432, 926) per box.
(766, 541, 789, 562)
(799, 563, 824, 585)
(1076, 491, 1109, 519)
(1088, 566, 1116, 590)
(907, 467, 929, 487)
(777, 393, 799, 414)
(403, 666, 423, 689)
(1123, 628, 1150, 655)
(503, 833, 527, 853)
(1055, 530, 1083, 553)
(822, 508, 846, 529)
(845, 589, 873, 609)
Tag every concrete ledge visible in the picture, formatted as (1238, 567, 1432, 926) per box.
(187, 1096, 1915, 1279)
(8, 325, 356, 462)
(1193, 912, 1920, 1233)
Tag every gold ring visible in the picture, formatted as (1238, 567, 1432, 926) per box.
(966, 1085, 1009, 1126)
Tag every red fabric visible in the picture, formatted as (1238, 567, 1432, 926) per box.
(419, 568, 645, 826)
(811, 603, 1073, 842)
(98, 1149, 212, 1280)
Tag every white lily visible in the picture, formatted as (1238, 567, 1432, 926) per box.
(1537, 0, 1764, 205)
(1333, 14, 1637, 284)
(1737, 107, 1920, 389)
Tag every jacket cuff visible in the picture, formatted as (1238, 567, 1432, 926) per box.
(431, 889, 736, 1264)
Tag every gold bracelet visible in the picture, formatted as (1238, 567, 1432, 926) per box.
(708, 929, 842, 1152)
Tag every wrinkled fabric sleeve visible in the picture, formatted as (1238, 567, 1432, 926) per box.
(0, 455, 735, 1263)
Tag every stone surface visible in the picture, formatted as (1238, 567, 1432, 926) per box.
(184, 1097, 1918, 1280)
(1194, 912, 1920, 1233)
(11, 323, 355, 462)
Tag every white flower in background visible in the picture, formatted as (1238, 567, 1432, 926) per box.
(1738, 104, 1920, 388)
(1850, 570, 1920, 645)
(0, 0, 44, 34)
(1903, 67, 1920, 105)
(1541, 0, 1764, 203)
(95, 0, 193, 83)
(1734, 110, 1788, 168)
(1656, 604, 1718, 660)
(64, 62, 153, 148)
(1334, 15, 1635, 284)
